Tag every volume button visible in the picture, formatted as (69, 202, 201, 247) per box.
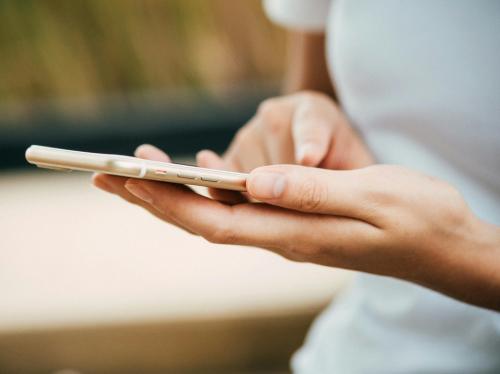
(201, 176, 219, 183)
(177, 173, 196, 180)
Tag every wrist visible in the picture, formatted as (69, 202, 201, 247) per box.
(472, 218, 500, 285)
(417, 215, 500, 309)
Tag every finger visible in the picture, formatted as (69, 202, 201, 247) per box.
(93, 173, 169, 221)
(93, 173, 196, 234)
(291, 98, 336, 167)
(246, 164, 378, 223)
(124, 177, 377, 264)
(196, 149, 231, 170)
(196, 149, 247, 204)
(132, 143, 206, 230)
(255, 98, 296, 165)
(131, 144, 207, 233)
(134, 144, 171, 162)
(224, 120, 270, 172)
(92, 172, 124, 194)
(319, 122, 375, 170)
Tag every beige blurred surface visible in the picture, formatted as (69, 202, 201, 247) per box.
(0, 169, 352, 333)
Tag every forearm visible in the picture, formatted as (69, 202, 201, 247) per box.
(283, 31, 336, 99)
(413, 219, 500, 311)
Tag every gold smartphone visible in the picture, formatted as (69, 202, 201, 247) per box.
(25, 145, 247, 191)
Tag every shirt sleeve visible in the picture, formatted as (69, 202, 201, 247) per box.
(263, 0, 332, 32)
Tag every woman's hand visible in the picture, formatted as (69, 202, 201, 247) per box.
(94, 145, 500, 311)
(197, 91, 373, 173)
(196, 90, 373, 203)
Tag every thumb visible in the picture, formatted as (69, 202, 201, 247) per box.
(247, 164, 369, 220)
(292, 101, 335, 167)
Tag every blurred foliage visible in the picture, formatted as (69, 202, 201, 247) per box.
(0, 0, 285, 104)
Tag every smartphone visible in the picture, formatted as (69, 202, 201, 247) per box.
(25, 145, 247, 191)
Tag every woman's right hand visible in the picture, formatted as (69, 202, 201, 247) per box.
(197, 91, 374, 174)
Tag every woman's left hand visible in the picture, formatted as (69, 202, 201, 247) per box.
(94, 145, 500, 310)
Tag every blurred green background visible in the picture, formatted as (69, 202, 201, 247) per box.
(0, 0, 286, 166)
(0, 0, 284, 103)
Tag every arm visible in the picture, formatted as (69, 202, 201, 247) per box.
(262, 0, 334, 96)
(283, 31, 336, 99)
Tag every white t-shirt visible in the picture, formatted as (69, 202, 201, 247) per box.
(264, 1, 500, 373)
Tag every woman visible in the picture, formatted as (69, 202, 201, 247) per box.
(94, 0, 500, 372)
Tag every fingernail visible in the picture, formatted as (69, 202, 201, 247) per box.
(296, 142, 315, 164)
(249, 172, 286, 199)
(126, 182, 153, 204)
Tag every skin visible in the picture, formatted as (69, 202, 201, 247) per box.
(283, 32, 336, 98)
(93, 33, 500, 311)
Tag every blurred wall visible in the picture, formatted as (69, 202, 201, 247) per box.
(0, 0, 285, 111)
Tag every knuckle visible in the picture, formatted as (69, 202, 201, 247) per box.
(299, 92, 319, 107)
(301, 243, 327, 261)
(297, 90, 329, 106)
(361, 166, 406, 206)
(275, 244, 302, 261)
(281, 242, 320, 262)
(436, 182, 467, 225)
(282, 248, 310, 262)
(296, 178, 328, 211)
(205, 221, 238, 245)
(297, 90, 321, 101)
(364, 187, 398, 208)
(286, 240, 338, 265)
(257, 99, 285, 134)
(257, 98, 277, 118)
(234, 125, 251, 143)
